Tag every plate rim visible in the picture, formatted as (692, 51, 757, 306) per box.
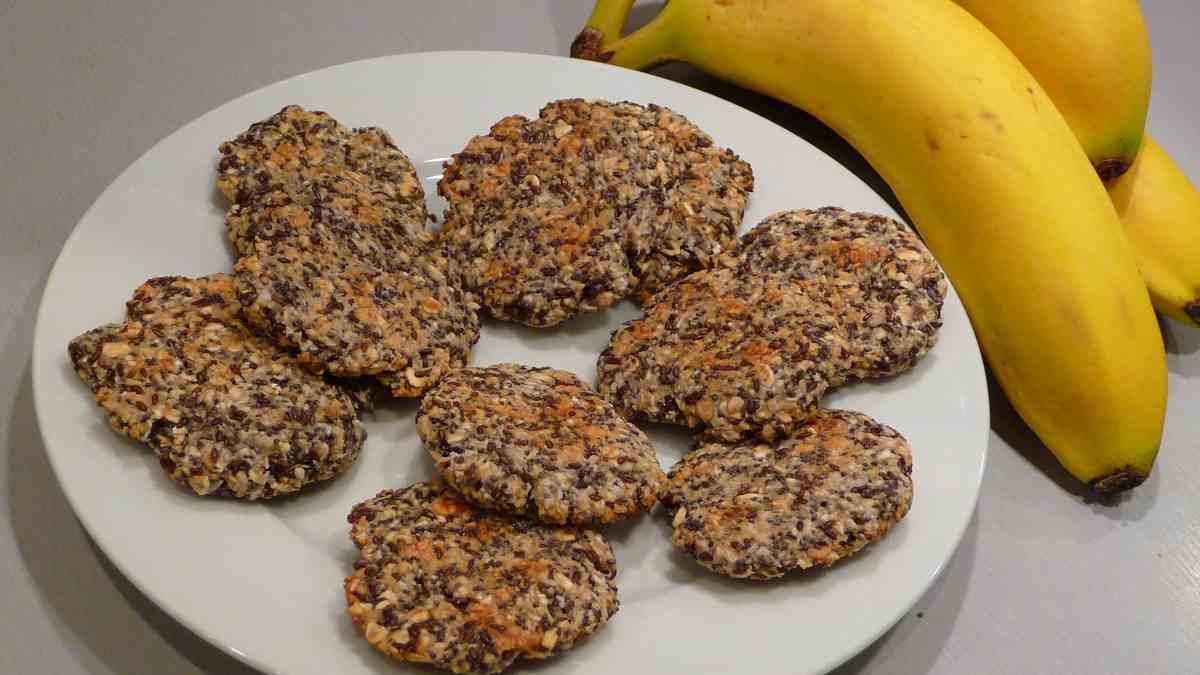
(31, 49, 989, 675)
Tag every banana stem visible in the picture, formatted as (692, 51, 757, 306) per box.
(572, 1, 680, 70)
(584, 0, 636, 43)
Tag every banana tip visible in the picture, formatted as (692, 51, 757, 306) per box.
(1096, 157, 1132, 182)
(1088, 467, 1147, 496)
(570, 27, 612, 62)
(1185, 301, 1200, 326)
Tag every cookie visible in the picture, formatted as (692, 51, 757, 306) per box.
(345, 482, 619, 674)
(67, 274, 366, 500)
(731, 207, 946, 380)
(416, 364, 666, 525)
(596, 268, 851, 442)
(438, 99, 753, 326)
(661, 409, 913, 579)
(541, 99, 755, 302)
(231, 169, 479, 397)
(216, 105, 427, 229)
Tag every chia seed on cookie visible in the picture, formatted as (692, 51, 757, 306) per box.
(416, 364, 666, 525)
(661, 409, 913, 579)
(731, 207, 946, 381)
(67, 274, 366, 500)
(345, 481, 619, 674)
(596, 268, 851, 442)
(437, 99, 753, 326)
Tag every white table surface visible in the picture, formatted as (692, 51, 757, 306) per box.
(2, 2, 1198, 674)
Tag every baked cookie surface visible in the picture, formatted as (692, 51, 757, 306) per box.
(216, 104, 427, 227)
(417, 364, 666, 525)
(67, 274, 366, 499)
(661, 409, 914, 579)
(597, 268, 851, 442)
(438, 99, 753, 326)
(224, 165, 436, 261)
(732, 207, 946, 381)
(345, 482, 620, 674)
(231, 169, 478, 397)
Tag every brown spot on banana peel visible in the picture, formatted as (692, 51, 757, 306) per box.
(980, 110, 1005, 133)
(1088, 466, 1148, 496)
(925, 132, 940, 152)
(571, 27, 614, 62)
(1097, 157, 1132, 182)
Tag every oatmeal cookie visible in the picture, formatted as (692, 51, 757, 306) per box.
(438, 99, 753, 326)
(732, 207, 946, 380)
(596, 268, 851, 442)
(661, 409, 913, 579)
(541, 99, 754, 302)
(417, 364, 666, 525)
(345, 482, 619, 674)
(216, 104, 427, 231)
(232, 169, 479, 397)
(67, 274, 365, 500)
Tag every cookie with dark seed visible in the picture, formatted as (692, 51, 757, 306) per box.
(437, 110, 635, 327)
(232, 168, 479, 397)
(596, 268, 851, 442)
(345, 481, 619, 674)
(216, 105, 427, 229)
(437, 99, 753, 326)
(540, 99, 755, 302)
(67, 274, 366, 500)
(731, 207, 946, 381)
(416, 364, 666, 525)
(661, 409, 913, 580)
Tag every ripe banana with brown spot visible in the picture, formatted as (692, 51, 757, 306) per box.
(572, 0, 1166, 493)
(952, 0, 1151, 180)
(949, 0, 1200, 326)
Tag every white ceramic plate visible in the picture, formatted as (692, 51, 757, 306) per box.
(32, 52, 987, 675)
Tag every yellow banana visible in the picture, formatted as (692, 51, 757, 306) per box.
(573, 0, 1166, 493)
(947, 1, 1200, 326)
(1109, 136, 1200, 326)
(952, 0, 1151, 180)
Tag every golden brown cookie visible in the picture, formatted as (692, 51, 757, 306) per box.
(731, 207, 946, 381)
(67, 274, 366, 500)
(345, 482, 620, 674)
(231, 169, 479, 397)
(216, 104, 427, 229)
(596, 268, 851, 442)
(661, 410, 913, 579)
(417, 364, 666, 525)
(438, 99, 753, 326)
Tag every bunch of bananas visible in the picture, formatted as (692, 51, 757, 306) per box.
(573, 0, 1198, 495)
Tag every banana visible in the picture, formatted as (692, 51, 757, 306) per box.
(1109, 136, 1200, 326)
(572, 0, 1166, 493)
(946, 1, 1200, 327)
(952, 0, 1151, 180)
